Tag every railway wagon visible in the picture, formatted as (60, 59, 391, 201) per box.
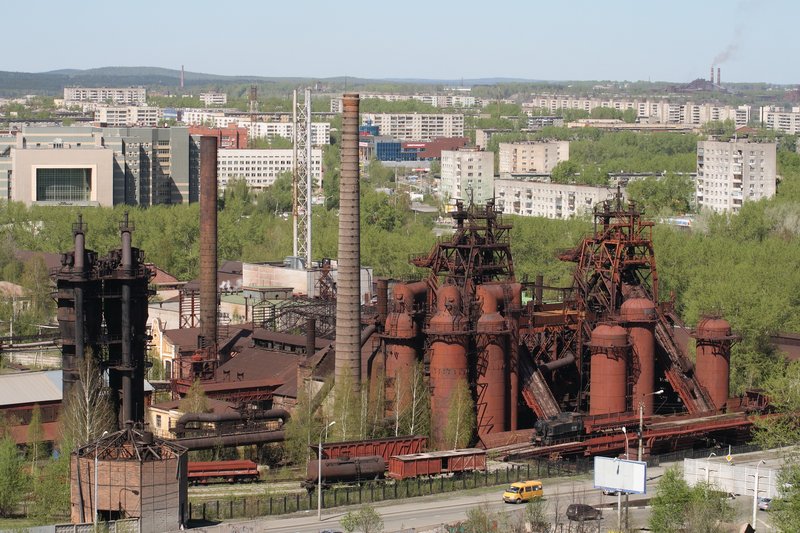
(187, 460, 260, 485)
(315, 435, 427, 464)
(303, 455, 386, 489)
(386, 448, 487, 480)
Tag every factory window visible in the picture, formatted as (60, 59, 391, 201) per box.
(36, 168, 91, 202)
(156, 415, 162, 428)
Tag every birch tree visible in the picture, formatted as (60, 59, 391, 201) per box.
(60, 354, 116, 450)
(443, 377, 475, 450)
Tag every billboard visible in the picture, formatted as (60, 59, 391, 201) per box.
(593, 456, 647, 494)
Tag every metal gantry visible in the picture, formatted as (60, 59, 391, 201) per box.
(292, 88, 313, 267)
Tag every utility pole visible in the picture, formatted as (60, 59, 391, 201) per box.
(292, 88, 313, 267)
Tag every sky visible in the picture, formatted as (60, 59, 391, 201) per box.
(4, 0, 798, 84)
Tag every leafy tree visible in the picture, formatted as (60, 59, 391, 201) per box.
(340, 503, 384, 533)
(29, 454, 70, 521)
(649, 466, 732, 533)
(0, 434, 26, 517)
(626, 173, 695, 215)
(443, 378, 475, 450)
(180, 379, 210, 414)
(257, 171, 294, 215)
(462, 504, 495, 533)
(60, 353, 117, 450)
(27, 404, 46, 470)
(283, 381, 322, 465)
(525, 497, 551, 533)
(772, 463, 800, 533)
(393, 360, 430, 438)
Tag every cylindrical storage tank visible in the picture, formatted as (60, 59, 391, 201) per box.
(620, 298, 657, 415)
(476, 285, 508, 436)
(384, 312, 419, 416)
(589, 324, 629, 416)
(306, 455, 386, 486)
(427, 285, 468, 447)
(694, 317, 732, 410)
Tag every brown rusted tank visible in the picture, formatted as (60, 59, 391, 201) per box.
(589, 324, 629, 416)
(621, 298, 657, 415)
(694, 317, 733, 410)
(384, 282, 426, 416)
(427, 285, 468, 446)
(476, 284, 508, 436)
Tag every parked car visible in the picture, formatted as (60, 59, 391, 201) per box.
(602, 488, 626, 496)
(758, 497, 772, 511)
(566, 503, 603, 521)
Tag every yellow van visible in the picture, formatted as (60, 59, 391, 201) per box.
(503, 480, 544, 503)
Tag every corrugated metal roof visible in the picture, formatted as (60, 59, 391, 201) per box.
(0, 370, 62, 407)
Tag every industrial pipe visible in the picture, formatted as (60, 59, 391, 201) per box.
(177, 430, 285, 451)
(173, 408, 290, 437)
(120, 213, 133, 424)
(538, 352, 576, 373)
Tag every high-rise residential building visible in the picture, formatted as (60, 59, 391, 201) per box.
(64, 87, 147, 105)
(361, 113, 465, 141)
(180, 110, 330, 145)
(760, 106, 800, 134)
(0, 126, 204, 206)
(696, 139, 776, 213)
(498, 141, 569, 175)
(95, 105, 162, 127)
(440, 148, 494, 205)
(495, 178, 620, 219)
(217, 148, 323, 191)
(199, 92, 228, 106)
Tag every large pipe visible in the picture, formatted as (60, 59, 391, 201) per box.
(335, 94, 362, 393)
(120, 212, 133, 424)
(376, 278, 389, 330)
(173, 408, 290, 437)
(178, 430, 285, 451)
(70, 215, 86, 399)
(199, 136, 218, 351)
(534, 274, 544, 306)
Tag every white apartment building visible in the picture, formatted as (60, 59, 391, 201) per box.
(440, 149, 494, 205)
(95, 106, 162, 127)
(64, 87, 146, 105)
(498, 141, 569, 175)
(495, 178, 620, 219)
(361, 113, 465, 141)
(200, 92, 228, 106)
(332, 94, 479, 113)
(217, 148, 323, 191)
(181, 110, 330, 145)
(696, 140, 777, 213)
(760, 106, 800, 134)
(524, 95, 751, 127)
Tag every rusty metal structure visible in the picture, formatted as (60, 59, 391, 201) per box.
(381, 194, 759, 457)
(53, 213, 152, 425)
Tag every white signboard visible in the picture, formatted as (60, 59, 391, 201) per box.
(593, 456, 647, 494)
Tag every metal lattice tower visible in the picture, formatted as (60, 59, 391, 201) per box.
(292, 88, 313, 266)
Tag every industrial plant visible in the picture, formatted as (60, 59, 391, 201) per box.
(51, 93, 770, 531)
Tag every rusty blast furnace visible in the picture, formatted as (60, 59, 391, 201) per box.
(385, 196, 760, 456)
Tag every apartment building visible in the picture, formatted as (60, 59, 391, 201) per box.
(498, 141, 569, 175)
(696, 140, 776, 213)
(495, 177, 620, 219)
(64, 87, 147, 105)
(362, 113, 465, 141)
(760, 106, 800, 134)
(524, 95, 751, 127)
(0, 126, 203, 206)
(181, 110, 330, 145)
(217, 148, 323, 191)
(200, 92, 228, 106)
(95, 105, 162, 127)
(440, 148, 494, 205)
(332, 94, 480, 113)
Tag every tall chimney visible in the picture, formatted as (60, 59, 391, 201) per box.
(717, 67, 721, 86)
(180, 65, 185, 89)
(120, 212, 134, 424)
(335, 94, 362, 394)
(710, 65, 715, 84)
(199, 136, 218, 352)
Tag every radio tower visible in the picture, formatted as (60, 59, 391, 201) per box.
(292, 88, 313, 267)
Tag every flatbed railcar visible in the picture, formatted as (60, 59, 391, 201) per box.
(188, 459, 260, 485)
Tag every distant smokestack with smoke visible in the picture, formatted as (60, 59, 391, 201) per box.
(717, 67, 721, 86)
(710, 65, 715, 84)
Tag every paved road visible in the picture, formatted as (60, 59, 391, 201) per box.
(186, 448, 788, 532)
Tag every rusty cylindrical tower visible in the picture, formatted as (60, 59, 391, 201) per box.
(589, 324, 629, 416)
(621, 298, 657, 415)
(427, 285, 468, 447)
(475, 284, 508, 437)
(199, 136, 218, 351)
(694, 317, 733, 410)
(383, 282, 426, 418)
(335, 94, 362, 393)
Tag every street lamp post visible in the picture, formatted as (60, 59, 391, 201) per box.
(318, 421, 336, 521)
(706, 452, 717, 483)
(752, 459, 766, 531)
(638, 389, 664, 461)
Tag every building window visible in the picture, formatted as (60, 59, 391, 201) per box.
(156, 415, 162, 428)
(36, 168, 92, 202)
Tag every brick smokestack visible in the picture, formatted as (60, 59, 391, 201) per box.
(717, 67, 721, 86)
(710, 65, 714, 84)
(335, 94, 362, 393)
(199, 136, 218, 351)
